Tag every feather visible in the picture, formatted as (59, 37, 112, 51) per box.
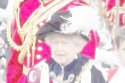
(65, 6, 100, 36)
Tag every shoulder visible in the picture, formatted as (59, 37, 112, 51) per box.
(91, 65, 106, 83)
(80, 60, 106, 83)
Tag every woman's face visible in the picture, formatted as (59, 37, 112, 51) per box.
(45, 32, 87, 66)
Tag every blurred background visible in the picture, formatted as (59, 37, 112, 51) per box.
(0, 0, 125, 83)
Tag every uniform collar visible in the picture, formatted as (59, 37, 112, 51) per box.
(49, 54, 89, 81)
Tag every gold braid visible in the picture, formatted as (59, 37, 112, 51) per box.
(7, 0, 39, 64)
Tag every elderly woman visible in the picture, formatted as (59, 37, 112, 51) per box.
(36, 5, 106, 83)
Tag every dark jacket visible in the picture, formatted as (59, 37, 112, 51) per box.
(49, 54, 106, 83)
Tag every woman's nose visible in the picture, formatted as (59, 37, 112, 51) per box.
(56, 43, 64, 50)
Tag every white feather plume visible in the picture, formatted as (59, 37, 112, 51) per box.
(63, 6, 100, 37)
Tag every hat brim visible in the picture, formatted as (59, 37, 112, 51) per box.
(36, 23, 89, 42)
(36, 22, 60, 40)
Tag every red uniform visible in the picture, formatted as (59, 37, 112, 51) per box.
(7, 0, 50, 83)
(105, 0, 125, 26)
